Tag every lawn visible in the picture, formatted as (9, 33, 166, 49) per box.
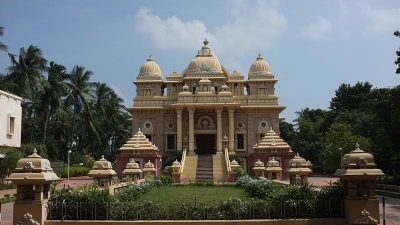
(376, 190, 400, 199)
(138, 185, 251, 203)
(0, 195, 16, 204)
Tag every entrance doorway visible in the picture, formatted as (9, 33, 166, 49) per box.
(195, 134, 216, 154)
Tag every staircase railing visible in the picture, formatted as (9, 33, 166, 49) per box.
(224, 147, 231, 173)
(180, 148, 187, 174)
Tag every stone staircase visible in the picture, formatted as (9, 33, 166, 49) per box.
(181, 155, 198, 182)
(196, 154, 213, 181)
(213, 153, 228, 182)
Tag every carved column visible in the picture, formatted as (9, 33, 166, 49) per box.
(228, 109, 235, 152)
(216, 108, 223, 153)
(188, 109, 195, 155)
(176, 109, 182, 151)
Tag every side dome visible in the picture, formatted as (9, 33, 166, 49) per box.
(249, 53, 271, 75)
(139, 55, 162, 77)
(186, 40, 222, 73)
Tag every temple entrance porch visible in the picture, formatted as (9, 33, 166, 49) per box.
(195, 134, 216, 154)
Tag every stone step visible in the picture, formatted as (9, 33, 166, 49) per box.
(196, 154, 214, 180)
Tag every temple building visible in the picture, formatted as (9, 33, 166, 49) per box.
(116, 40, 295, 180)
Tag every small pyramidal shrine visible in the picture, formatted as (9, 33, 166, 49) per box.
(116, 39, 297, 181)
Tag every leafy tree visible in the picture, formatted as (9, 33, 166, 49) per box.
(292, 108, 328, 167)
(279, 121, 295, 144)
(395, 30, 400, 74)
(1, 148, 23, 178)
(39, 61, 69, 144)
(322, 123, 370, 173)
(389, 86, 400, 177)
(65, 65, 94, 152)
(0, 27, 8, 52)
(329, 82, 374, 113)
(7, 45, 47, 98)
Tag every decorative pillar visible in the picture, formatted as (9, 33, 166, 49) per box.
(216, 108, 223, 153)
(142, 160, 157, 178)
(229, 159, 240, 182)
(123, 159, 142, 183)
(285, 153, 312, 185)
(228, 109, 235, 153)
(334, 143, 384, 225)
(7, 149, 60, 225)
(253, 159, 265, 178)
(188, 108, 195, 155)
(171, 160, 182, 183)
(176, 109, 183, 151)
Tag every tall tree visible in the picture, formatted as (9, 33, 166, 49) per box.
(322, 123, 371, 173)
(39, 61, 68, 144)
(7, 45, 47, 98)
(65, 65, 94, 152)
(292, 108, 328, 167)
(329, 82, 374, 114)
(395, 31, 400, 74)
(0, 27, 8, 52)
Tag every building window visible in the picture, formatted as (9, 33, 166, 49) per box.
(7, 113, 15, 135)
(237, 134, 244, 149)
(167, 134, 175, 150)
(260, 133, 265, 140)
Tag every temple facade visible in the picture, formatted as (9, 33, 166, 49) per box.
(116, 40, 295, 179)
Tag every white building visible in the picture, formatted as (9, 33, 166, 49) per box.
(0, 90, 22, 155)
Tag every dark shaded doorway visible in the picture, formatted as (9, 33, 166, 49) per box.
(196, 134, 215, 154)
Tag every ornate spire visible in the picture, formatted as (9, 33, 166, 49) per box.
(203, 38, 209, 46)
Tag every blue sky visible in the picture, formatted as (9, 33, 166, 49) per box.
(1, 0, 400, 122)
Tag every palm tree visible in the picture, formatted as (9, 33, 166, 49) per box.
(7, 45, 47, 98)
(0, 27, 8, 52)
(0, 73, 16, 92)
(39, 61, 69, 144)
(65, 65, 94, 151)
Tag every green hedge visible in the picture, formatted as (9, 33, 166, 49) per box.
(59, 165, 91, 178)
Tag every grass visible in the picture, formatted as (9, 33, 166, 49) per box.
(376, 190, 400, 199)
(0, 196, 16, 204)
(138, 185, 251, 203)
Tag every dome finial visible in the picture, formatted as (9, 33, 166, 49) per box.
(203, 38, 209, 46)
(355, 143, 360, 150)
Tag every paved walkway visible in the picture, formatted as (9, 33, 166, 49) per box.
(1, 176, 399, 225)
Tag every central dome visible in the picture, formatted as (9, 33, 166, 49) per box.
(186, 40, 222, 73)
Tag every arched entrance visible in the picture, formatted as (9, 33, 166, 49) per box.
(195, 134, 216, 154)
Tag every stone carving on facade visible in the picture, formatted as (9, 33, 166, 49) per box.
(142, 120, 153, 130)
(24, 161, 34, 171)
(195, 115, 216, 129)
(352, 210, 378, 225)
(358, 157, 367, 167)
(15, 213, 40, 225)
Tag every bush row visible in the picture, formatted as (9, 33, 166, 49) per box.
(47, 175, 343, 220)
(59, 165, 91, 178)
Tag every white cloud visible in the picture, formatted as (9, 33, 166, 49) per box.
(134, 8, 215, 51)
(357, 2, 400, 35)
(134, 1, 287, 59)
(338, 0, 349, 17)
(212, 0, 288, 54)
(298, 16, 333, 41)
